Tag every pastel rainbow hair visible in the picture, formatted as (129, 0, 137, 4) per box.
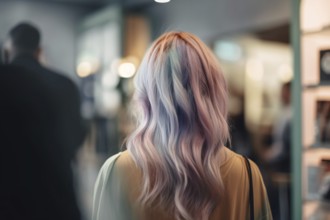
(127, 32, 229, 220)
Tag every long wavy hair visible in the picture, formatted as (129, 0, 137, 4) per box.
(126, 32, 229, 220)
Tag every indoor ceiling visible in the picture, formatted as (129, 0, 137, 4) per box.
(26, 0, 152, 6)
(255, 23, 290, 44)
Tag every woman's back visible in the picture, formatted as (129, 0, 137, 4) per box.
(93, 147, 272, 220)
(93, 32, 272, 220)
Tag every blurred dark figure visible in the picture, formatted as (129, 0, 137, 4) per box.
(264, 81, 291, 172)
(0, 22, 85, 220)
(228, 97, 253, 158)
(3, 22, 85, 152)
(0, 65, 81, 220)
(262, 81, 292, 220)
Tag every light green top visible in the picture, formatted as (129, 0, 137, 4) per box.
(93, 148, 272, 220)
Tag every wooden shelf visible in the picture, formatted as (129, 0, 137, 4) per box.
(304, 83, 330, 89)
(304, 146, 330, 152)
(301, 27, 330, 36)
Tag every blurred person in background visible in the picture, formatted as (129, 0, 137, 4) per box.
(1, 22, 86, 219)
(0, 65, 81, 220)
(262, 81, 291, 220)
(2, 22, 86, 152)
(93, 32, 272, 220)
(263, 81, 291, 173)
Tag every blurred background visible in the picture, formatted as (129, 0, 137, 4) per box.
(0, 0, 295, 219)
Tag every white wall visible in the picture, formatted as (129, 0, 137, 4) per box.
(144, 0, 291, 44)
(0, 0, 95, 80)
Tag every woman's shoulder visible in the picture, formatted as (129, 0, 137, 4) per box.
(224, 149, 272, 219)
(94, 152, 122, 187)
(222, 147, 245, 167)
(97, 151, 137, 178)
(109, 151, 142, 185)
(223, 148, 258, 167)
(114, 150, 137, 171)
(99, 152, 122, 171)
(93, 151, 135, 220)
(222, 148, 262, 179)
(94, 150, 136, 200)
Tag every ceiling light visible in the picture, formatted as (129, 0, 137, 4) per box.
(77, 62, 92, 78)
(155, 0, 171, 3)
(118, 62, 136, 78)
